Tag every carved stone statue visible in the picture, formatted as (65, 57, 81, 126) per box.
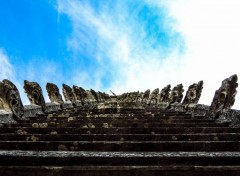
(136, 92, 143, 103)
(62, 84, 76, 104)
(86, 89, 97, 103)
(209, 74, 238, 118)
(99, 92, 110, 101)
(159, 85, 171, 103)
(0, 79, 24, 119)
(97, 91, 107, 102)
(24, 80, 46, 112)
(149, 88, 159, 105)
(46, 83, 63, 104)
(142, 89, 150, 104)
(182, 81, 203, 105)
(72, 85, 88, 104)
(168, 84, 184, 104)
(90, 89, 99, 102)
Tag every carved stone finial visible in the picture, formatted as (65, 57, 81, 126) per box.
(149, 88, 159, 105)
(182, 81, 203, 105)
(90, 89, 99, 102)
(169, 84, 184, 104)
(0, 79, 24, 118)
(142, 89, 150, 104)
(24, 80, 46, 112)
(209, 74, 238, 118)
(126, 91, 139, 103)
(86, 90, 96, 103)
(62, 84, 76, 104)
(159, 85, 171, 102)
(72, 85, 87, 104)
(46, 83, 63, 104)
(136, 92, 144, 103)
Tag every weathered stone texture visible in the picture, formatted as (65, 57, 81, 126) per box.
(182, 81, 203, 106)
(209, 74, 238, 118)
(159, 85, 171, 103)
(0, 79, 24, 119)
(62, 84, 76, 104)
(46, 83, 63, 104)
(24, 80, 46, 112)
(169, 84, 184, 104)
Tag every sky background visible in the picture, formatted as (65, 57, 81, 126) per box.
(0, 0, 240, 108)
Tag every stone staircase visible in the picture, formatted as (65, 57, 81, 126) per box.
(1, 108, 240, 176)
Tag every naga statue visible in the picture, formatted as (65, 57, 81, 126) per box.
(149, 88, 159, 105)
(168, 84, 184, 105)
(97, 91, 108, 102)
(136, 92, 144, 103)
(159, 85, 171, 103)
(90, 89, 99, 102)
(24, 80, 46, 112)
(62, 84, 76, 105)
(86, 89, 97, 103)
(182, 81, 203, 106)
(46, 83, 63, 104)
(72, 85, 88, 105)
(0, 79, 24, 119)
(209, 74, 238, 118)
(99, 92, 111, 101)
(142, 89, 150, 104)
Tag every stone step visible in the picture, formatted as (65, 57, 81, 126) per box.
(0, 141, 239, 151)
(16, 118, 210, 123)
(0, 133, 239, 141)
(0, 127, 239, 134)
(4, 123, 228, 128)
(28, 114, 205, 120)
(1, 165, 240, 176)
(0, 151, 240, 166)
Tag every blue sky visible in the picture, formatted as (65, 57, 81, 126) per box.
(1, 0, 240, 107)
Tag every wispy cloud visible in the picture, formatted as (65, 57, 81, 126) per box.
(57, 0, 184, 91)
(0, 49, 30, 105)
(159, 0, 240, 108)
(57, 0, 240, 108)
(0, 49, 13, 80)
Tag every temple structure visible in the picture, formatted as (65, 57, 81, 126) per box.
(0, 74, 240, 176)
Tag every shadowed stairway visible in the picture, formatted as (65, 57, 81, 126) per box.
(0, 75, 240, 175)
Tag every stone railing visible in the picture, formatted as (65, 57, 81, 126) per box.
(0, 74, 240, 126)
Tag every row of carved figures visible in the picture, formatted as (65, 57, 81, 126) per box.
(0, 74, 238, 119)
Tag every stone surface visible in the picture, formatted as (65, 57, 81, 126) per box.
(159, 85, 171, 103)
(0, 79, 24, 119)
(148, 88, 159, 105)
(182, 81, 203, 107)
(24, 80, 46, 112)
(142, 89, 150, 104)
(169, 84, 184, 104)
(23, 105, 44, 117)
(209, 74, 238, 119)
(46, 83, 63, 104)
(72, 85, 87, 105)
(62, 84, 76, 105)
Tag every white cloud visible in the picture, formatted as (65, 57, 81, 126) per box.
(0, 49, 13, 80)
(0, 49, 30, 105)
(159, 0, 240, 108)
(58, 0, 240, 109)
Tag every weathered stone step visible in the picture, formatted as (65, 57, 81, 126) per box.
(5, 123, 228, 128)
(28, 114, 204, 120)
(0, 141, 240, 151)
(0, 151, 240, 166)
(0, 127, 239, 134)
(0, 133, 239, 141)
(1, 165, 239, 176)
(16, 118, 210, 123)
